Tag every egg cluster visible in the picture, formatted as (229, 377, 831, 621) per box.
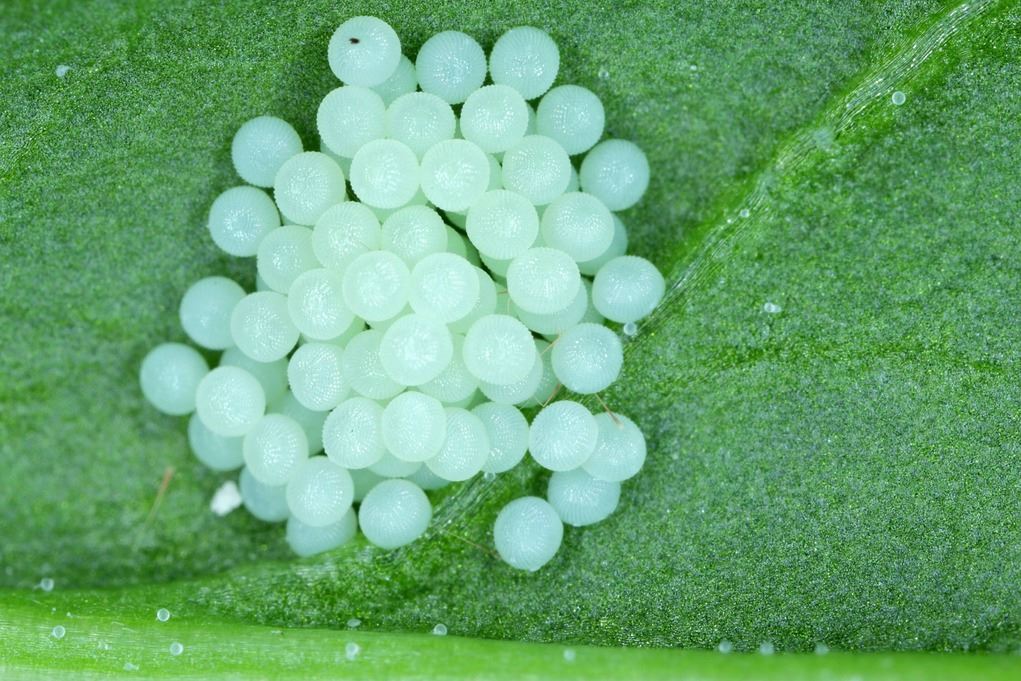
(139, 17, 663, 571)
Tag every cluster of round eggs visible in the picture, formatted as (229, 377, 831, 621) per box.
(139, 17, 663, 571)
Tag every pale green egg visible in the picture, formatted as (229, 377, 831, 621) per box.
(506, 247, 580, 314)
(385, 92, 456, 156)
(460, 84, 530, 153)
(415, 31, 486, 104)
(550, 322, 623, 394)
(286, 455, 355, 527)
(528, 399, 597, 471)
(239, 466, 289, 522)
(312, 201, 381, 271)
(579, 139, 649, 211)
(256, 225, 318, 294)
(536, 85, 605, 155)
(359, 479, 432, 549)
(501, 135, 571, 206)
(466, 189, 539, 261)
(578, 214, 628, 276)
(139, 342, 209, 416)
(381, 205, 448, 265)
(420, 334, 479, 404)
(328, 16, 401, 87)
(341, 251, 411, 323)
(583, 412, 647, 482)
(462, 314, 536, 386)
(242, 413, 309, 486)
(219, 347, 288, 406)
(274, 151, 347, 225)
(420, 139, 491, 212)
(547, 468, 620, 527)
(474, 402, 529, 474)
(381, 391, 447, 462)
(230, 291, 300, 362)
(317, 85, 386, 158)
(372, 54, 417, 105)
(286, 507, 357, 557)
(378, 313, 454, 386)
(488, 27, 559, 101)
(207, 186, 280, 257)
(287, 268, 354, 341)
(231, 115, 303, 188)
(540, 192, 614, 262)
(425, 407, 489, 481)
(323, 396, 386, 469)
(349, 138, 420, 209)
(493, 496, 563, 571)
(341, 329, 404, 400)
(287, 342, 349, 411)
(187, 413, 243, 471)
(408, 252, 480, 323)
(591, 255, 665, 323)
(195, 366, 266, 437)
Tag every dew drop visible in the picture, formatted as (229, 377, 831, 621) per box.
(739, 208, 750, 219)
(123, 662, 139, 672)
(347, 617, 362, 628)
(763, 302, 782, 314)
(891, 90, 906, 106)
(39, 577, 54, 592)
(55, 64, 70, 78)
(432, 623, 448, 636)
(718, 640, 733, 654)
(597, 67, 609, 80)
(345, 641, 361, 661)
(563, 648, 576, 662)
(156, 608, 171, 622)
(169, 642, 184, 656)
(483, 471, 497, 481)
(622, 321, 638, 337)
(51, 625, 66, 639)
(759, 641, 775, 655)
(815, 642, 830, 655)
(690, 64, 698, 71)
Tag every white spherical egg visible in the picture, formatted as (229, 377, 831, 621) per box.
(271, 390, 328, 455)
(466, 189, 539, 260)
(473, 402, 529, 474)
(528, 399, 597, 471)
(583, 412, 647, 482)
(187, 413, 244, 471)
(139, 342, 209, 416)
(311, 201, 381, 271)
(460, 84, 530, 153)
(591, 255, 665, 323)
(239, 466, 289, 522)
(286, 507, 358, 557)
(478, 348, 542, 405)
(359, 479, 432, 549)
(578, 214, 628, 276)
(287, 342, 349, 412)
(179, 276, 246, 351)
(372, 54, 417, 105)
(231, 115, 304, 188)
(286, 455, 355, 527)
(448, 267, 498, 334)
(420, 334, 478, 404)
(550, 322, 623, 394)
(420, 139, 491, 212)
(195, 366, 266, 437)
(230, 291, 300, 362)
(579, 139, 649, 211)
(540, 192, 614, 262)
(536, 85, 605, 155)
(207, 186, 280, 257)
(242, 414, 309, 486)
(381, 391, 447, 462)
(493, 496, 563, 571)
(349, 138, 420, 209)
(287, 268, 354, 341)
(323, 396, 386, 469)
(273, 152, 347, 225)
(328, 16, 402, 86)
(381, 205, 448, 265)
(506, 247, 581, 314)
(547, 468, 620, 526)
(512, 277, 588, 336)
(219, 347, 288, 406)
(341, 329, 404, 400)
(379, 313, 454, 386)
(385, 92, 456, 156)
(415, 31, 487, 104)
(489, 26, 560, 100)
(462, 314, 536, 386)
(256, 226, 319, 294)
(408, 252, 480, 323)
(501, 135, 571, 205)
(369, 451, 422, 478)
(425, 407, 489, 481)
(341, 250, 411, 323)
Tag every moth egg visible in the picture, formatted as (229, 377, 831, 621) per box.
(187, 413, 243, 471)
(506, 247, 581, 314)
(179, 276, 246, 351)
(462, 314, 536, 386)
(372, 54, 418, 105)
(273, 152, 347, 226)
(529, 400, 598, 471)
(547, 468, 620, 526)
(488, 26, 560, 100)
(286, 507, 358, 557)
(536, 85, 605, 156)
(493, 496, 563, 571)
(415, 30, 487, 104)
(341, 251, 411, 323)
(271, 390, 328, 455)
(242, 413, 309, 486)
(583, 412, 646, 482)
(512, 278, 588, 336)
(501, 135, 571, 206)
(311, 201, 381, 271)
(550, 322, 623, 394)
(378, 313, 454, 386)
(369, 451, 422, 478)
(408, 252, 480, 323)
(460, 84, 530, 153)
(287, 342, 349, 412)
(420, 334, 479, 404)
(323, 396, 386, 469)
(579, 139, 649, 211)
(591, 255, 665, 323)
(239, 466, 289, 522)
(474, 402, 529, 474)
(448, 267, 498, 334)
(230, 291, 300, 362)
(350, 467, 386, 501)
(385, 92, 456, 157)
(381, 205, 448, 265)
(328, 16, 402, 87)
(256, 226, 319, 294)
(207, 186, 280, 257)
(578, 214, 628, 276)
(359, 479, 432, 549)
(420, 139, 491, 212)
(540, 192, 615, 262)
(231, 115, 303, 188)
(195, 366, 265, 437)
(381, 391, 447, 462)
(407, 464, 451, 491)
(349, 138, 420, 209)
(341, 329, 404, 400)
(139, 343, 209, 416)
(466, 189, 539, 261)
(320, 318, 367, 348)
(219, 347, 288, 405)
(287, 268, 354, 341)
(286, 456, 355, 527)
(426, 407, 490, 481)
(478, 348, 542, 405)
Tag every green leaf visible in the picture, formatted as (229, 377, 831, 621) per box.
(3, 0, 1020, 673)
